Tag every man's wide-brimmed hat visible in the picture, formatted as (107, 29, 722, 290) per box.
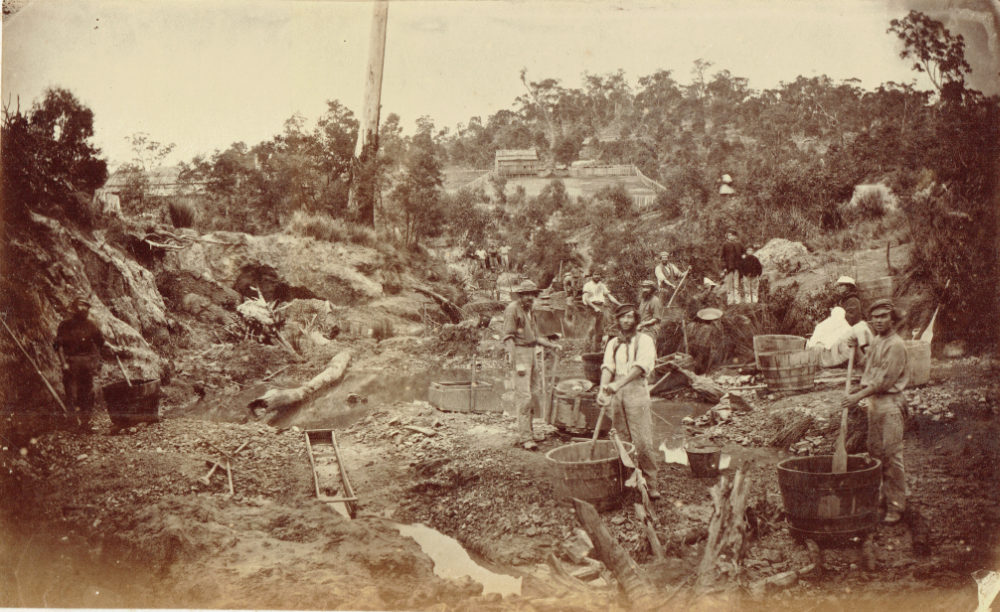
(72, 296, 91, 307)
(659, 251, 670, 258)
(615, 303, 638, 318)
(836, 275, 856, 286)
(513, 280, 541, 294)
(640, 279, 657, 289)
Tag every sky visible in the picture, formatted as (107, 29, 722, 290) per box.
(2, 0, 995, 168)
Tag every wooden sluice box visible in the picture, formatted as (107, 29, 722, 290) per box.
(304, 429, 358, 519)
(428, 381, 501, 414)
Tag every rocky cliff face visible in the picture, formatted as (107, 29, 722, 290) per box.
(1, 213, 169, 411)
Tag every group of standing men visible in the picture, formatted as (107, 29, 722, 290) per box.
(721, 230, 763, 305)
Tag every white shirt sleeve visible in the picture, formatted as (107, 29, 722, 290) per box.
(654, 265, 667, 284)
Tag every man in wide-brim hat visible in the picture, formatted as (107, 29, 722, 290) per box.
(598, 303, 660, 499)
(842, 298, 909, 524)
(502, 279, 561, 451)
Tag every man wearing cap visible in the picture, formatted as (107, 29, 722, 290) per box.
(637, 280, 663, 335)
(582, 270, 621, 352)
(503, 280, 561, 451)
(841, 298, 909, 524)
(599, 303, 660, 498)
(654, 252, 683, 291)
(54, 297, 106, 428)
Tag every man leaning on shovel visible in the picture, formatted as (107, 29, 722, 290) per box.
(841, 298, 909, 524)
(503, 280, 561, 451)
(598, 303, 660, 499)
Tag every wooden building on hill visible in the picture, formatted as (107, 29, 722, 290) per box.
(494, 149, 539, 177)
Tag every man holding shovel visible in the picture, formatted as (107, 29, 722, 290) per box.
(841, 298, 909, 524)
(503, 280, 561, 451)
(598, 303, 660, 499)
(54, 296, 106, 429)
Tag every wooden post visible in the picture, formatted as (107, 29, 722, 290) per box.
(348, 0, 388, 226)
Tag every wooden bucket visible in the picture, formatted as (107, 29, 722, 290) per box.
(545, 440, 634, 510)
(753, 335, 806, 369)
(102, 378, 161, 427)
(904, 339, 931, 387)
(758, 349, 819, 392)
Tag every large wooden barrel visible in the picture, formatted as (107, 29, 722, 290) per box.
(776, 455, 882, 541)
(552, 389, 609, 435)
(102, 378, 161, 427)
(905, 339, 931, 387)
(758, 349, 819, 391)
(753, 335, 806, 370)
(581, 352, 604, 384)
(545, 440, 635, 510)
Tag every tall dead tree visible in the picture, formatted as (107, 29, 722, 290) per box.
(348, 0, 388, 226)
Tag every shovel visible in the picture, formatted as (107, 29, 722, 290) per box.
(832, 351, 854, 474)
(589, 395, 610, 459)
(820, 352, 854, 518)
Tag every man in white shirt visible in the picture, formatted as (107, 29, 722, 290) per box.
(581, 269, 621, 352)
(598, 303, 660, 499)
(654, 251, 683, 290)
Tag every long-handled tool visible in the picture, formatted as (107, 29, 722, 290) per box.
(538, 347, 547, 423)
(665, 267, 691, 309)
(545, 350, 560, 424)
(198, 440, 249, 485)
(1, 316, 70, 414)
(611, 430, 664, 559)
(108, 325, 132, 387)
(588, 397, 609, 459)
(831, 351, 855, 474)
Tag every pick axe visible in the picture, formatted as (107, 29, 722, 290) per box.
(198, 440, 249, 486)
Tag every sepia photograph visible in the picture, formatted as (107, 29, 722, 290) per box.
(2, 0, 998, 609)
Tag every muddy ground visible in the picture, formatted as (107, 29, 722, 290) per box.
(3, 308, 998, 611)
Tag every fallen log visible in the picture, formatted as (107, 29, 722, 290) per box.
(696, 467, 751, 591)
(572, 498, 660, 610)
(248, 350, 350, 412)
(413, 285, 463, 323)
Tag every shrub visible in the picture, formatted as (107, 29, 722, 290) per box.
(168, 198, 197, 228)
(287, 211, 376, 247)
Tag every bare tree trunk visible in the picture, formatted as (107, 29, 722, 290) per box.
(348, 0, 388, 226)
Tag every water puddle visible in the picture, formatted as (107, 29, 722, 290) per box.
(393, 523, 522, 596)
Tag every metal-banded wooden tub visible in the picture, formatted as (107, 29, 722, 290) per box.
(758, 349, 819, 392)
(545, 440, 635, 510)
(753, 335, 806, 370)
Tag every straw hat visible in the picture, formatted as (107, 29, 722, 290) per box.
(640, 279, 657, 289)
(836, 276, 856, 286)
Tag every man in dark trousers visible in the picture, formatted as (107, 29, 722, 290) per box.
(721, 230, 745, 305)
(842, 298, 909, 524)
(54, 296, 105, 428)
(503, 280, 561, 451)
(738, 245, 763, 304)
